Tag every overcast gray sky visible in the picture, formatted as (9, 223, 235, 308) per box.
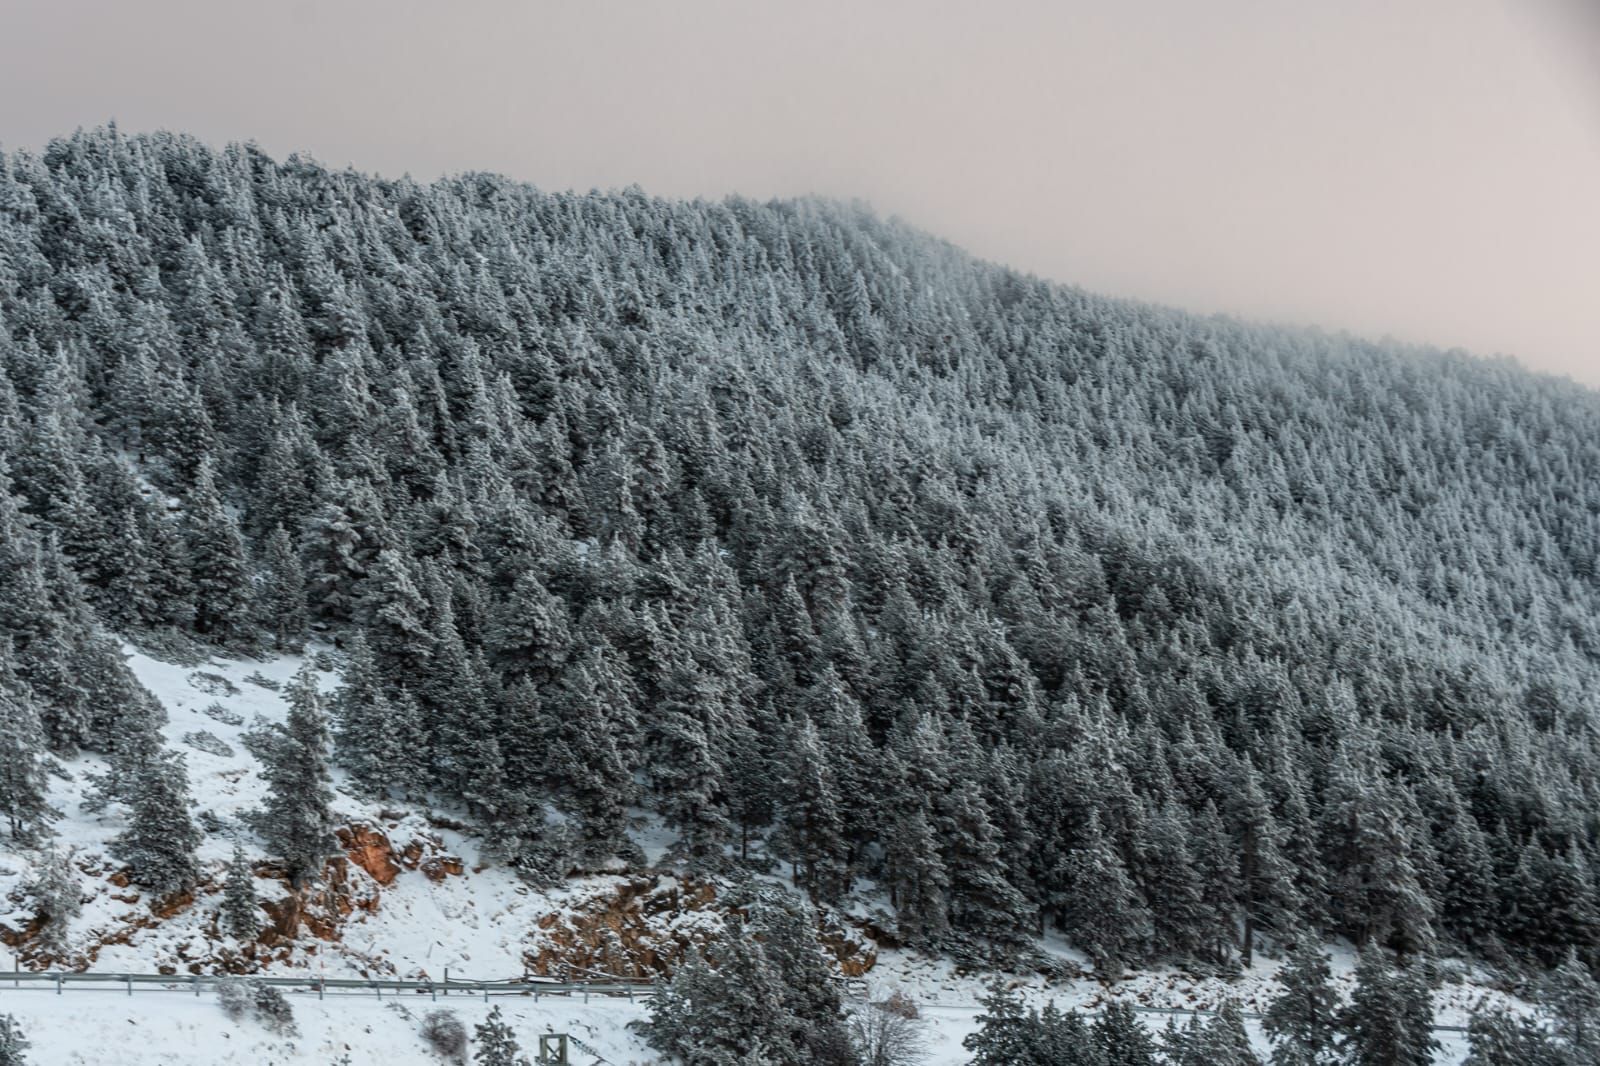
(2, 0, 1597, 385)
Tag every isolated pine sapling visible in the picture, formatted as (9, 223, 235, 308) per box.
(472, 1005, 531, 1066)
(0, 1013, 29, 1066)
(215, 978, 296, 1035)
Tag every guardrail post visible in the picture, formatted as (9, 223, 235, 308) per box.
(317, 977, 324, 1001)
(193, 975, 200, 997)
(56, 974, 62, 995)
(583, 981, 589, 1004)
(127, 976, 133, 997)
(430, 980, 436, 1002)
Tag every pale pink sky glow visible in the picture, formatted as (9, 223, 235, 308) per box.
(2, 0, 1597, 385)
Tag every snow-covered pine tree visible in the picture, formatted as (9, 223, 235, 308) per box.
(1542, 950, 1600, 1062)
(24, 847, 80, 957)
(1340, 951, 1439, 1066)
(1166, 1001, 1260, 1066)
(545, 648, 636, 866)
(108, 748, 202, 897)
(881, 792, 950, 945)
(743, 888, 849, 1056)
(643, 935, 790, 1065)
(1262, 944, 1341, 1066)
(1093, 1001, 1161, 1066)
(182, 456, 251, 641)
(220, 842, 262, 940)
(777, 715, 849, 903)
(0, 654, 55, 843)
(258, 524, 307, 651)
(1058, 810, 1152, 976)
(0, 1013, 29, 1066)
(250, 662, 337, 886)
(471, 1005, 530, 1066)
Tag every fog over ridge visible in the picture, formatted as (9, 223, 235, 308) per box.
(2, 0, 1596, 385)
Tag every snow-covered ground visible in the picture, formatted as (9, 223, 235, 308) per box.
(0, 646, 1509, 1064)
(0, 986, 657, 1065)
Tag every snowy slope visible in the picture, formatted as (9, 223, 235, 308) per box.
(0, 646, 1513, 1064)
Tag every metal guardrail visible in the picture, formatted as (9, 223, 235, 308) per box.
(0, 970, 1472, 1035)
(0, 970, 653, 1003)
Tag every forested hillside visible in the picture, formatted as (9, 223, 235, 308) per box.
(3, 126, 1599, 977)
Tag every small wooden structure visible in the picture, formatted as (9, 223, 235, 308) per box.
(536, 1033, 570, 1065)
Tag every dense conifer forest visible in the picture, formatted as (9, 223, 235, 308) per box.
(3, 126, 1600, 981)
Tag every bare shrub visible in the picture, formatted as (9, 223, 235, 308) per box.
(848, 996, 929, 1066)
(421, 1009, 468, 1063)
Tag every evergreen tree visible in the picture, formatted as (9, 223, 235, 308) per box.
(487, 570, 570, 686)
(0, 1014, 28, 1066)
(0, 662, 55, 843)
(882, 795, 950, 945)
(1228, 758, 1299, 966)
(777, 716, 849, 902)
(259, 524, 308, 651)
(1167, 1003, 1260, 1066)
(1339, 951, 1439, 1066)
(108, 748, 202, 897)
(1262, 944, 1340, 1066)
(1059, 811, 1152, 976)
(24, 847, 80, 957)
(472, 1005, 530, 1066)
(1095, 1001, 1161, 1066)
(643, 933, 791, 1065)
(648, 654, 734, 870)
(1542, 951, 1600, 1063)
(250, 662, 337, 886)
(183, 456, 251, 640)
(220, 842, 262, 941)
(1463, 1010, 1562, 1066)
(360, 548, 433, 669)
(545, 649, 636, 865)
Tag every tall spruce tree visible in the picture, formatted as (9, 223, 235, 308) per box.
(251, 662, 337, 886)
(0, 660, 55, 843)
(1340, 951, 1439, 1066)
(1263, 944, 1341, 1066)
(182, 456, 251, 640)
